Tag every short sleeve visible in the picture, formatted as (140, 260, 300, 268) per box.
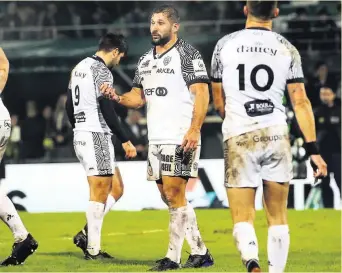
(210, 42, 223, 82)
(286, 47, 305, 84)
(177, 42, 210, 87)
(90, 62, 113, 98)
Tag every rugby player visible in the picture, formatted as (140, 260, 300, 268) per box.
(65, 33, 137, 260)
(100, 5, 214, 271)
(0, 48, 38, 266)
(211, 1, 328, 272)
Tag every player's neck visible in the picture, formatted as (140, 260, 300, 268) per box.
(245, 16, 272, 31)
(155, 36, 178, 55)
(95, 52, 111, 67)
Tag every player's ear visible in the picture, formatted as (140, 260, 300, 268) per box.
(273, 8, 279, 18)
(173, 23, 180, 33)
(243, 5, 248, 17)
(112, 48, 119, 58)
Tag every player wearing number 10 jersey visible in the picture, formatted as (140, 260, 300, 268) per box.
(211, 1, 327, 272)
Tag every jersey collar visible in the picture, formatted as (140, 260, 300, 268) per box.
(153, 38, 180, 59)
(246, 27, 271, 31)
(90, 55, 106, 65)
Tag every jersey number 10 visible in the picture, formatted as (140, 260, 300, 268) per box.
(74, 85, 80, 106)
(237, 64, 274, 92)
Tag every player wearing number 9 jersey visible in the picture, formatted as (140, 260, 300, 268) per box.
(211, 1, 327, 273)
(65, 33, 137, 260)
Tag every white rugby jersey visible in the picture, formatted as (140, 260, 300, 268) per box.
(69, 55, 112, 134)
(211, 27, 304, 141)
(133, 39, 210, 145)
(0, 98, 10, 121)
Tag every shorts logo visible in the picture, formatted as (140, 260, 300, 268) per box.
(147, 158, 153, 176)
(74, 141, 86, 146)
(193, 162, 198, 171)
(163, 56, 171, 66)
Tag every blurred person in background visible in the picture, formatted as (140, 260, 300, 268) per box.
(5, 114, 21, 162)
(0, 2, 21, 40)
(307, 62, 336, 107)
(20, 100, 45, 160)
(314, 86, 341, 208)
(120, 109, 148, 160)
(0, 48, 38, 266)
(42, 105, 55, 159)
(53, 94, 72, 148)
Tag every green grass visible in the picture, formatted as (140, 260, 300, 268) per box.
(0, 209, 340, 272)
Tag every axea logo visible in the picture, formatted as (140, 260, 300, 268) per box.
(156, 68, 175, 74)
(144, 87, 168, 96)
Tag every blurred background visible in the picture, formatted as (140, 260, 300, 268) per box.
(0, 1, 340, 208)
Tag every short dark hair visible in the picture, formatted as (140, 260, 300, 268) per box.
(150, 4, 180, 23)
(98, 33, 128, 55)
(247, 1, 278, 20)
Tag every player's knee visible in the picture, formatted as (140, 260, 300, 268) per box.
(266, 207, 287, 226)
(161, 194, 169, 206)
(163, 186, 185, 208)
(111, 184, 124, 201)
(89, 178, 111, 202)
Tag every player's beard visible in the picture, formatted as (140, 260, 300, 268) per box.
(151, 33, 171, 46)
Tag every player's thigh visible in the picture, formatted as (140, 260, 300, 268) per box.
(74, 131, 115, 177)
(147, 144, 161, 181)
(224, 134, 261, 188)
(162, 175, 187, 208)
(0, 120, 11, 162)
(260, 125, 293, 183)
(263, 180, 289, 226)
(110, 166, 124, 199)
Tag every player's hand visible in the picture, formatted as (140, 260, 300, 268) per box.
(100, 83, 120, 102)
(181, 128, 200, 152)
(310, 154, 328, 178)
(122, 141, 137, 159)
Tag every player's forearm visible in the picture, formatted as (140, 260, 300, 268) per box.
(119, 91, 144, 109)
(211, 82, 225, 119)
(293, 98, 316, 142)
(190, 87, 209, 131)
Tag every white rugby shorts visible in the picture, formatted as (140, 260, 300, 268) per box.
(0, 119, 11, 162)
(147, 144, 200, 181)
(224, 125, 293, 188)
(73, 131, 116, 176)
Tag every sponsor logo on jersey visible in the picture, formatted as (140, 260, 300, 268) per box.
(156, 68, 175, 74)
(141, 59, 150, 68)
(139, 70, 151, 76)
(163, 56, 172, 66)
(237, 45, 277, 56)
(253, 134, 287, 143)
(74, 111, 86, 123)
(244, 99, 275, 117)
(74, 71, 87, 78)
(144, 87, 168, 96)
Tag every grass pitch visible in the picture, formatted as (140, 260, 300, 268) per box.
(0, 209, 340, 272)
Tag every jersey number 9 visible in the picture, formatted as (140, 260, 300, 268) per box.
(74, 85, 80, 106)
(237, 64, 274, 92)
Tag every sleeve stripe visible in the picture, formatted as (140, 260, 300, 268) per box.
(187, 78, 210, 88)
(210, 77, 222, 83)
(286, 78, 305, 84)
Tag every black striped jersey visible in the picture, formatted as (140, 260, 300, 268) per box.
(211, 28, 304, 141)
(68, 55, 112, 134)
(133, 39, 210, 145)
